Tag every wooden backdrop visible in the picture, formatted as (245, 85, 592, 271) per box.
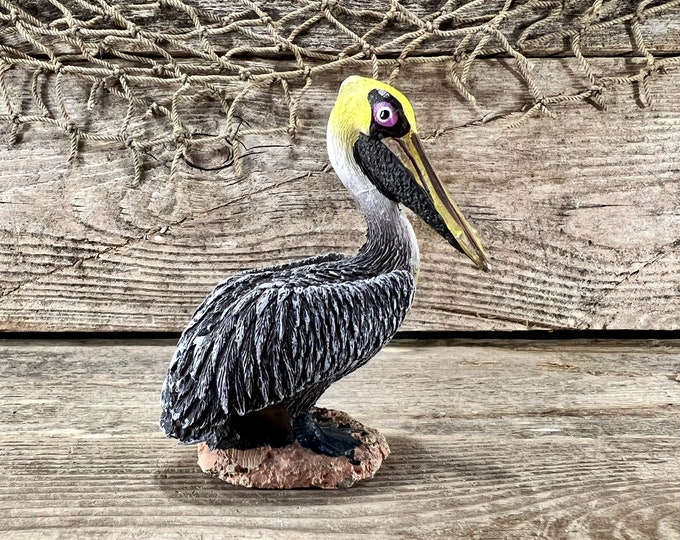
(0, 1, 678, 332)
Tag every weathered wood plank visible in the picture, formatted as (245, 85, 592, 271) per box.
(3, 0, 680, 57)
(0, 339, 678, 538)
(0, 57, 678, 332)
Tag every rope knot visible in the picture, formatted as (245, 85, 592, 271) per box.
(239, 69, 252, 81)
(536, 96, 549, 108)
(52, 61, 63, 74)
(424, 21, 435, 33)
(226, 125, 238, 140)
(152, 64, 166, 76)
(146, 101, 160, 117)
(302, 66, 312, 79)
(9, 9, 19, 24)
(633, 11, 647, 24)
(320, 0, 337, 11)
(10, 113, 21, 125)
(362, 43, 375, 58)
(259, 15, 272, 25)
(65, 122, 77, 134)
(590, 84, 603, 95)
(383, 9, 396, 21)
(174, 129, 189, 146)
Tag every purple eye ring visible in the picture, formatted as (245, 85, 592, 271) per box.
(373, 101, 398, 128)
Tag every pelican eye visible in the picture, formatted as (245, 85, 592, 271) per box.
(373, 101, 398, 128)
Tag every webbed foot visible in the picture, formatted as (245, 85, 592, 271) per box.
(292, 411, 361, 463)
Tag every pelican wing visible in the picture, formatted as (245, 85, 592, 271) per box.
(160, 253, 414, 447)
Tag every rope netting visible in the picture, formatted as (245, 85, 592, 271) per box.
(0, 0, 678, 183)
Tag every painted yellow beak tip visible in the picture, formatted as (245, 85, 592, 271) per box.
(479, 259, 492, 272)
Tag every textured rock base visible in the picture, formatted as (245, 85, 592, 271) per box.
(197, 408, 390, 489)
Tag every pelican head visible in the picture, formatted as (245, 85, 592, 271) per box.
(327, 75, 490, 271)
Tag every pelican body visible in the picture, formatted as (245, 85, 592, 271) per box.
(161, 76, 489, 459)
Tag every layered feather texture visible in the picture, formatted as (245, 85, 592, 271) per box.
(160, 250, 415, 449)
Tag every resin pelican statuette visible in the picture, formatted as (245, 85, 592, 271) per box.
(160, 75, 489, 461)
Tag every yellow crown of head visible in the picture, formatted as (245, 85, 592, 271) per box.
(328, 76, 417, 147)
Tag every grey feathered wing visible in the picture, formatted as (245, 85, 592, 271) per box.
(160, 253, 414, 449)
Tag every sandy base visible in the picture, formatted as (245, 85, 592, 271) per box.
(197, 408, 390, 489)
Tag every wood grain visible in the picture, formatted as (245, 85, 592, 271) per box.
(0, 339, 678, 538)
(4, 0, 679, 57)
(0, 57, 678, 332)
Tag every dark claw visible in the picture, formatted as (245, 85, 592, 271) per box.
(293, 412, 361, 464)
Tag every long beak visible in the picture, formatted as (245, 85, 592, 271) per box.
(384, 132, 491, 271)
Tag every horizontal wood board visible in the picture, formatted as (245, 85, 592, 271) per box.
(0, 338, 678, 539)
(0, 56, 678, 331)
(3, 0, 679, 57)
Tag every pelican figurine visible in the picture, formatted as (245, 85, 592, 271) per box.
(161, 75, 489, 460)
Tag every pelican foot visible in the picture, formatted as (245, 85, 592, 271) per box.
(293, 410, 362, 464)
